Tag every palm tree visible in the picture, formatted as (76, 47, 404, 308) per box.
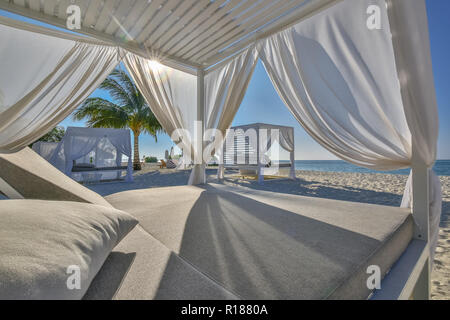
(73, 68, 162, 170)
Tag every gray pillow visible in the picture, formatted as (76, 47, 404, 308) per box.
(0, 200, 138, 300)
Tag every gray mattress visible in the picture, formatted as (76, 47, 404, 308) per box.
(89, 184, 413, 300)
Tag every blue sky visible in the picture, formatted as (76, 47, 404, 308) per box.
(1, 0, 449, 160)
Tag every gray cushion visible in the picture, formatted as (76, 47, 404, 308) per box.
(0, 200, 138, 300)
(106, 184, 413, 300)
(84, 226, 239, 300)
(0, 147, 112, 207)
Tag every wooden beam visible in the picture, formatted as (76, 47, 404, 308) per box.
(104, 0, 136, 35)
(94, 0, 121, 33)
(0, 0, 200, 73)
(168, 0, 243, 57)
(145, 0, 205, 48)
(127, 0, 164, 40)
(195, 0, 309, 63)
(202, 0, 342, 66)
(182, 0, 278, 60)
(158, 0, 227, 54)
(136, 0, 194, 44)
(56, 0, 70, 20)
(114, 0, 148, 40)
(43, 0, 57, 16)
(83, 0, 103, 28)
(177, 0, 255, 58)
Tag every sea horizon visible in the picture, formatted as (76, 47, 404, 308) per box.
(277, 159, 450, 176)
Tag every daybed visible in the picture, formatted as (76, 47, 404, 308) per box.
(220, 123, 296, 184)
(0, 148, 414, 299)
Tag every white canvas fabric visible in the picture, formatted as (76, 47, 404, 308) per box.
(205, 47, 259, 140)
(259, 0, 441, 254)
(386, 0, 441, 258)
(123, 53, 198, 158)
(278, 127, 296, 179)
(32, 142, 59, 162)
(0, 199, 138, 300)
(0, 18, 122, 153)
(198, 48, 259, 184)
(124, 48, 258, 185)
(50, 127, 133, 182)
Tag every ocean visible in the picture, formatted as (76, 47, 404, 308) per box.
(278, 160, 450, 176)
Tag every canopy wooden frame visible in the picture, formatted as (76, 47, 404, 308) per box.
(0, 0, 432, 300)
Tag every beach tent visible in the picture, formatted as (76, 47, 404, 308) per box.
(49, 127, 133, 183)
(32, 141, 59, 162)
(219, 123, 296, 183)
(0, 0, 441, 298)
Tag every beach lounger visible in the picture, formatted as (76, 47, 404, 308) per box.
(0, 148, 417, 299)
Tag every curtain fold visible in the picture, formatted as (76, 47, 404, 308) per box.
(386, 0, 441, 258)
(278, 127, 296, 179)
(259, 0, 441, 255)
(203, 48, 259, 181)
(123, 53, 198, 178)
(0, 22, 121, 152)
(124, 48, 257, 185)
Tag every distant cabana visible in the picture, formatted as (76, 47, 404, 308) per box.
(218, 123, 295, 184)
(49, 127, 133, 183)
(32, 141, 59, 162)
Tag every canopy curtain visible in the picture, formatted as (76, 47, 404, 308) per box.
(50, 127, 133, 182)
(124, 47, 258, 185)
(204, 47, 259, 182)
(31, 142, 59, 162)
(259, 0, 441, 255)
(0, 18, 122, 153)
(386, 0, 441, 257)
(278, 127, 296, 179)
(122, 52, 198, 183)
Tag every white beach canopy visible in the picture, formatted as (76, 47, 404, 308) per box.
(32, 141, 59, 162)
(48, 127, 133, 183)
(0, 0, 442, 295)
(218, 123, 296, 181)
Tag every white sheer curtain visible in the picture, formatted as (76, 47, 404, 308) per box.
(278, 127, 296, 179)
(123, 52, 198, 180)
(203, 48, 259, 181)
(0, 18, 122, 152)
(124, 48, 258, 185)
(259, 0, 441, 254)
(386, 0, 441, 257)
(32, 142, 59, 162)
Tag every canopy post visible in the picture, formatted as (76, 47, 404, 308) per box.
(411, 163, 431, 299)
(189, 68, 206, 185)
(289, 129, 296, 180)
(257, 127, 264, 185)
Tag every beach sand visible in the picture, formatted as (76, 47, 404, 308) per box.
(87, 164, 450, 300)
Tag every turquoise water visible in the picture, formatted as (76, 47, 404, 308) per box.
(278, 160, 450, 176)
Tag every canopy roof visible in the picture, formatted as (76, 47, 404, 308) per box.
(231, 122, 294, 131)
(0, 0, 338, 72)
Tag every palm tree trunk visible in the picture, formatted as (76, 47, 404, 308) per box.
(133, 131, 141, 171)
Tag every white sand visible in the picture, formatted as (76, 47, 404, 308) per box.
(87, 164, 450, 299)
